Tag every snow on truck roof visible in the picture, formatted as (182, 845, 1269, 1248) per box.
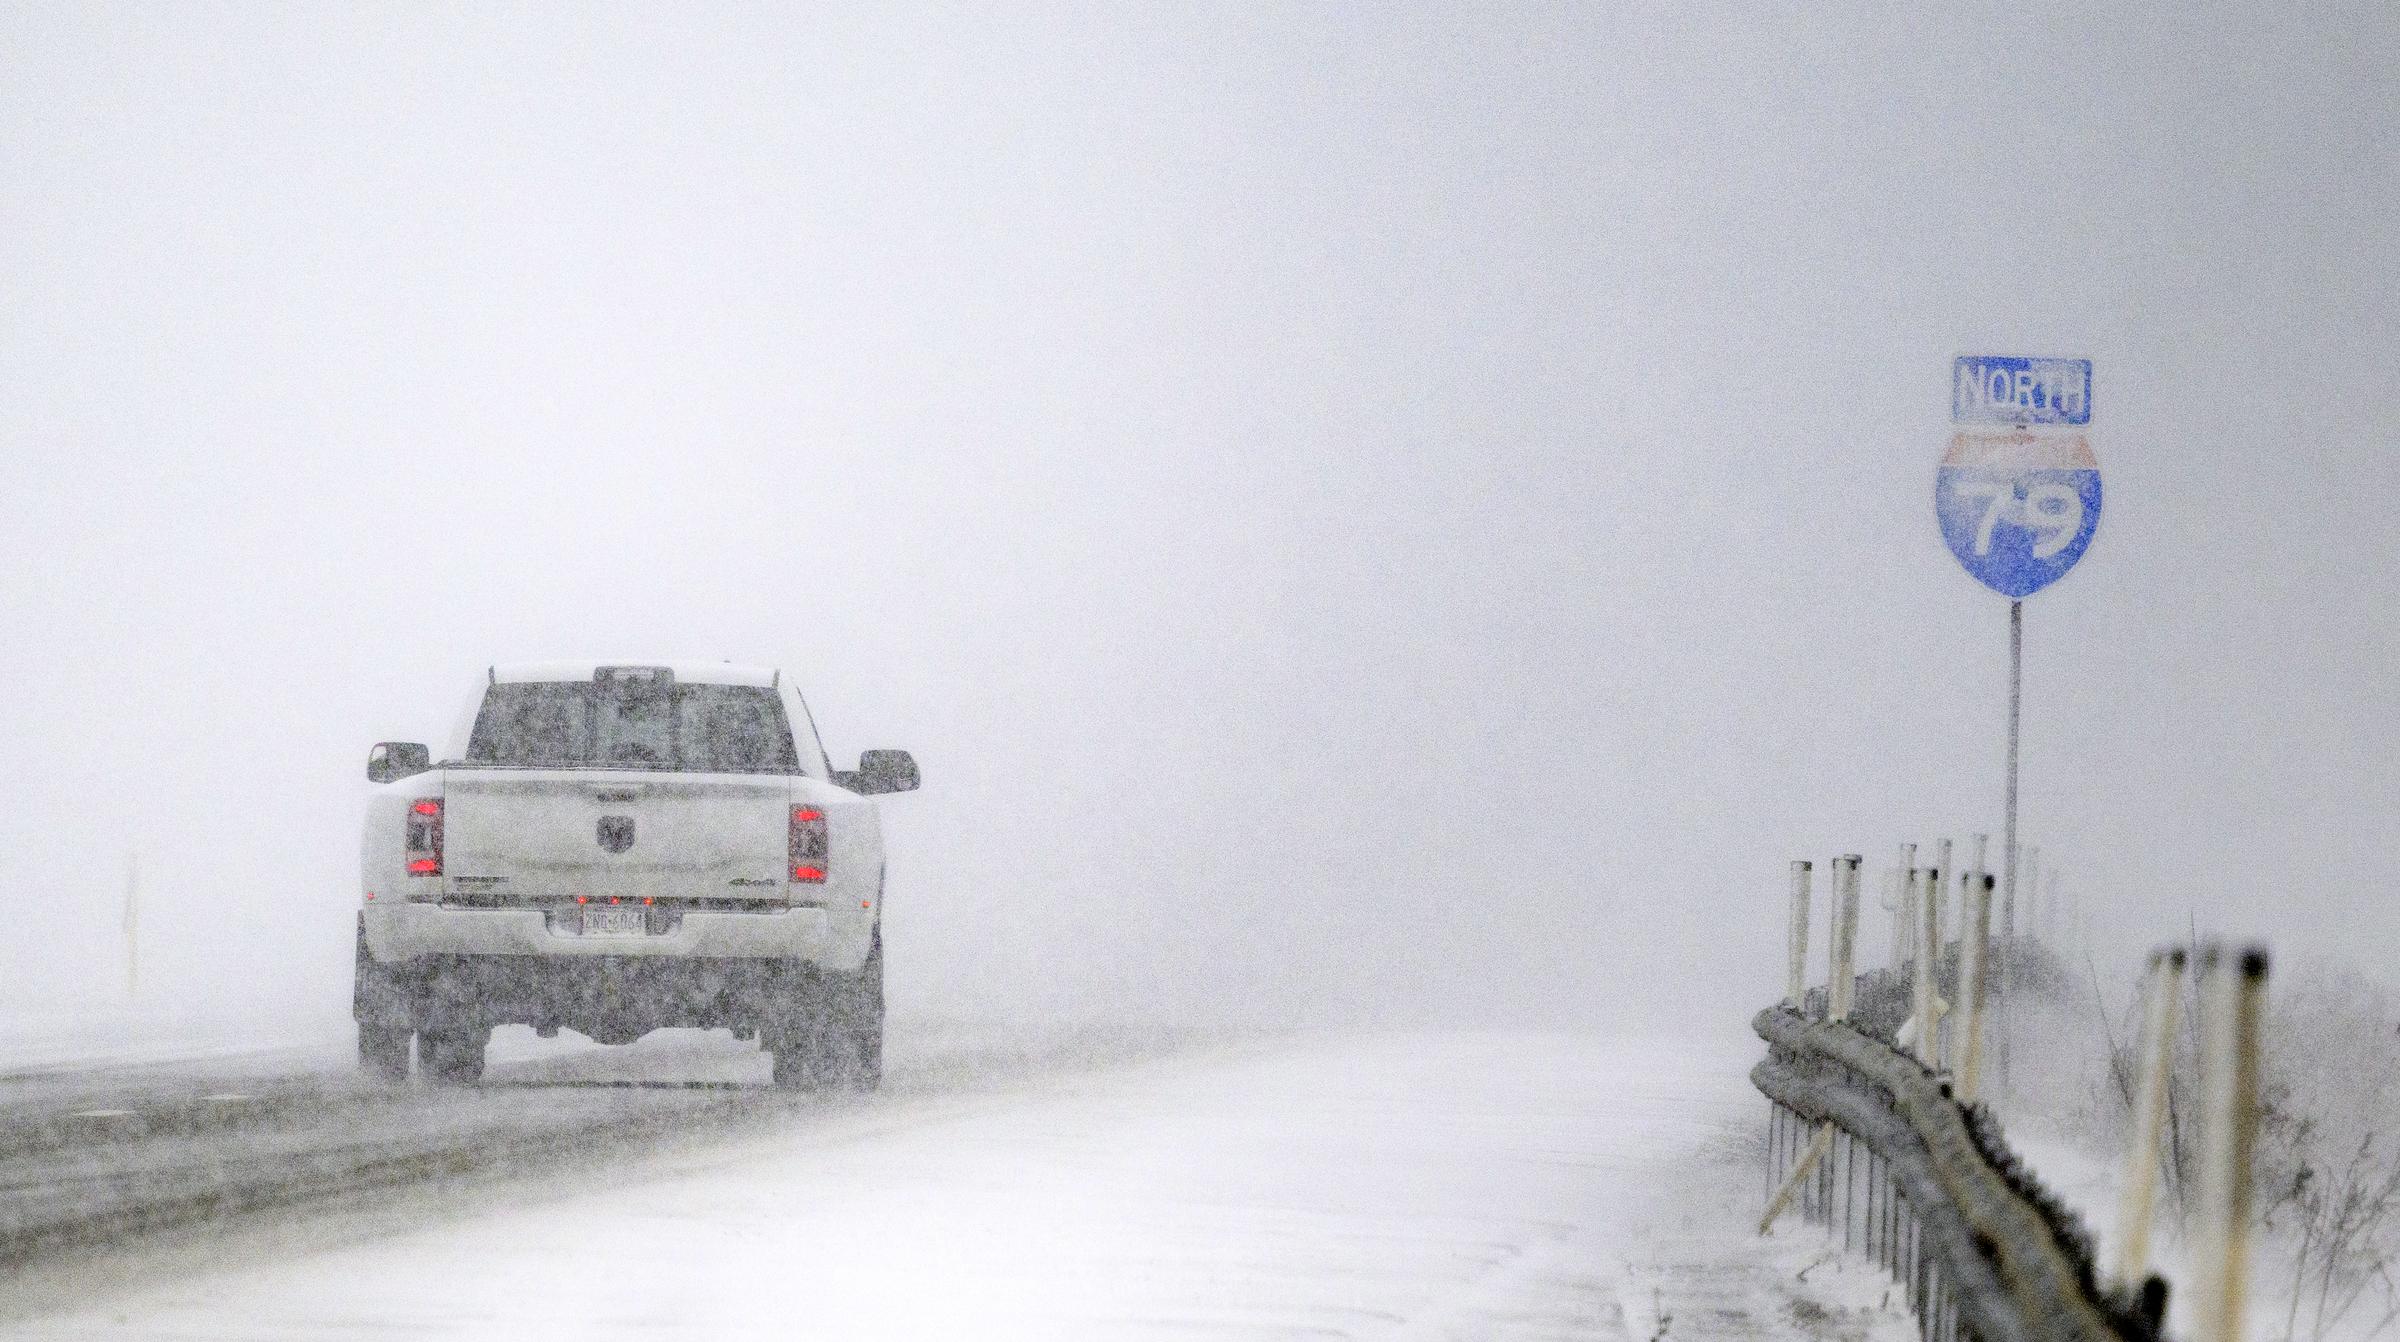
(489, 661, 780, 688)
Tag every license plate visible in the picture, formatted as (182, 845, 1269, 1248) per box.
(581, 906, 647, 936)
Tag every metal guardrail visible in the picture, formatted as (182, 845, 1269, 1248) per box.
(1753, 976, 2169, 1342)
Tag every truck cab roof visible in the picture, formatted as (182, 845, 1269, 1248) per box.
(446, 662, 809, 767)
(489, 661, 780, 688)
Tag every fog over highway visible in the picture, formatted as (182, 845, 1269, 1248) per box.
(0, 4, 2392, 1338)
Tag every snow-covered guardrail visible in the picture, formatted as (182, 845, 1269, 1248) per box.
(1754, 996, 2162, 1342)
(1753, 849, 2270, 1342)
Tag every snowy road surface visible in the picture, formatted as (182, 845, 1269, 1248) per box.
(2, 1029, 1910, 1340)
(0, 1020, 1185, 1265)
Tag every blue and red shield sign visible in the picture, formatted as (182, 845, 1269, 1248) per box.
(1934, 431, 2103, 599)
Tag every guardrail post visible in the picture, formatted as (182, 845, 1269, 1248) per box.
(2192, 944, 2267, 1342)
(1933, 838, 1953, 952)
(1868, 1154, 1879, 1273)
(1831, 856, 1861, 1022)
(1908, 867, 1943, 1066)
(1819, 1116, 1834, 1224)
(1892, 843, 1917, 970)
(1874, 1149, 1887, 1271)
(1933, 843, 1954, 1065)
(1878, 1151, 1891, 1275)
(1995, 835, 2013, 944)
(1908, 1196, 1923, 1315)
(1956, 872, 1993, 1102)
(1893, 1178, 1906, 1293)
(2114, 947, 2185, 1294)
(1951, 864, 1969, 1062)
(1787, 860, 1814, 1010)
(1900, 1184, 1911, 1310)
(1906, 864, 1922, 972)
(1968, 834, 1986, 964)
(1891, 1181, 1910, 1296)
(1930, 1259, 1944, 1340)
(1780, 1103, 1792, 1199)
(1928, 864, 1944, 957)
(1842, 1130, 1855, 1250)
(1977, 831, 2008, 1087)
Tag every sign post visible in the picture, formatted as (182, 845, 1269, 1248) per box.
(1937, 355, 2100, 989)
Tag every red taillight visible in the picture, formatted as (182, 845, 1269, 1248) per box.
(790, 804, 828, 884)
(404, 798, 443, 878)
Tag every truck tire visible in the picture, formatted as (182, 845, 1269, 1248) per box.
(419, 1027, 486, 1084)
(359, 1022, 412, 1082)
(767, 1024, 833, 1089)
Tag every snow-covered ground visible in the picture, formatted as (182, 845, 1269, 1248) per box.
(0, 1009, 350, 1080)
(1, 1029, 1913, 1341)
(1986, 989, 2375, 1342)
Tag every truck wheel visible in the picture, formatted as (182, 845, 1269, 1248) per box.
(358, 1022, 412, 1082)
(767, 1023, 835, 1090)
(419, 1027, 486, 1084)
(765, 937, 883, 1092)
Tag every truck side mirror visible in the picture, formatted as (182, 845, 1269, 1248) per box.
(368, 742, 431, 784)
(841, 749, 919, 795)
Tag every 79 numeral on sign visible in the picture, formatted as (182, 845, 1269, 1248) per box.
(1949, 480, 2084, 558)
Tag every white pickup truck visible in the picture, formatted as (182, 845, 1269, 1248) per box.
(352, 661, 918, 1088)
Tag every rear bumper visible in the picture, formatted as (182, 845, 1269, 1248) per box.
(370, 952, 837, 1037)
(361, 902, 872, 971)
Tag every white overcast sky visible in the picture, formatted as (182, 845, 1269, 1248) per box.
(2, 4, 2393, 1031)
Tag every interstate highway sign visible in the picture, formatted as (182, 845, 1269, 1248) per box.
(1935, 431, 2103, 598)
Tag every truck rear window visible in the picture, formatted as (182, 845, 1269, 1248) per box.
(466, 683, 801, 773)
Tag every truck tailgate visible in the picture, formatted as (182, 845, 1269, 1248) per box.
(440, 770, 790, 903)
